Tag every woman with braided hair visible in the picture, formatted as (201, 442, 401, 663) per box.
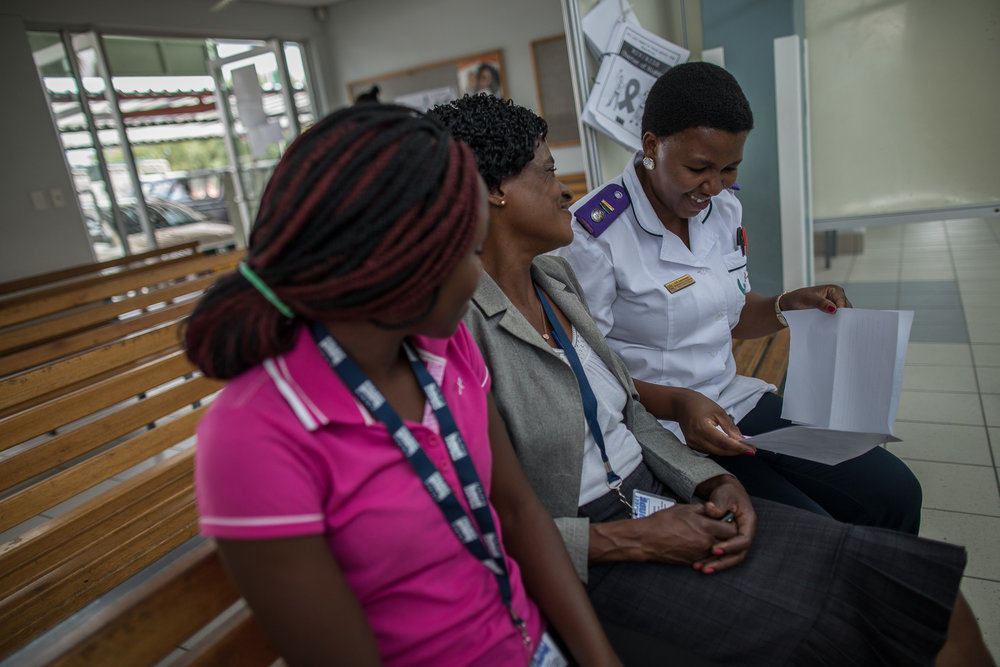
(185, 104, 621, 666)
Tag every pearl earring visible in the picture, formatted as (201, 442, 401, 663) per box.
(642, 156, 655, 171)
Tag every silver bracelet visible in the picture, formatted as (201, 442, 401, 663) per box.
(774, 291, 789, 327)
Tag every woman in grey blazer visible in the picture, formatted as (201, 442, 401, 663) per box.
(428, 95, 993, 666)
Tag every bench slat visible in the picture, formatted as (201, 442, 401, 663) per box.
(732, 337, 768, 377)
(0, 300, 196, 376)
(0, 250, 242, 328)
(0, 407, 205, 534)
(0, 271, 211, 359)
(0, 250, 209, 313)
(0, 450, 193, 585)
(731, 329, 790, 394)
(0, 322, 183, 413)
(0, 375, 217, 497)
(33, 541, 259, 667)
(0, 483, 195, 607)
(0, 241, 199, 298)
(753, 328, 790, 390)
(0, 351, 194, 447)
(177, 603, 279, 667)
(0, 496, 198, 658)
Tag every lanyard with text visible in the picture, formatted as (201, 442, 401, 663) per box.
(535, 288, 633, 515)
(307, 321, 530, 649)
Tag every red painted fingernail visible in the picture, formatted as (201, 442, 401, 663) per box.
(693, 562, 703, 570)
(713, 548, 724, 556)
(827, 305, 836, 313)
(704, 567, 716, 574)
(744, 449, 755, 456)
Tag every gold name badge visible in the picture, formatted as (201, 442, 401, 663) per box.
(664, 274, 695, 294)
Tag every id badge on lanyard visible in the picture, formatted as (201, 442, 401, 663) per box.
(530, 632, 567, 667)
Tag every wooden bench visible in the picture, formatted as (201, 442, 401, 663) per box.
(0, 241, 200, 298)
(0, 263, 788, 665)
(732, 327, 790, 393)
(558, 171, 589, 204)
(22, 542, 277, 666)
(0, 249, 244, 379)
(0, 262, 277, 665)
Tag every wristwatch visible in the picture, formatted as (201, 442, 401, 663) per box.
(774, 291, 788, 327)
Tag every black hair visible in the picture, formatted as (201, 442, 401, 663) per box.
(427, 94, 547, 191)
(641, 61, 754, 137)
(185, 103, 480, 379)
(355, 84, 380, 104)
(475, 63, 501, 92)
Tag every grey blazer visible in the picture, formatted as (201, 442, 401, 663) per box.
(464, 255, 726, 580)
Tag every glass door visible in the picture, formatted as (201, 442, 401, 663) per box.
(32, 30, 155, 260)
(30, 30, 319, 260)
(208, 39, 316, 240)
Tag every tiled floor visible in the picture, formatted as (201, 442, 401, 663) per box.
(815, 216, 1000, 655)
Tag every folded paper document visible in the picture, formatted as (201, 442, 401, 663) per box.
(744, 309, 913, 464)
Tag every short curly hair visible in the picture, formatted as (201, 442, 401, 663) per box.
(428, 94, 547, 191)
(641, 61, 754, 137)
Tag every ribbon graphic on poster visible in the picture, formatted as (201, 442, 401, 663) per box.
(580, 22, 689, 151)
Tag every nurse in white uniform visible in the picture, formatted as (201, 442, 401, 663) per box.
(554, 62, 921, 533)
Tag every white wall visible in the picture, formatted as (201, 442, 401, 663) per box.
(806, 0, 1000, 221)
(0, 14, 94, 279)
(322, 0, 584, 174)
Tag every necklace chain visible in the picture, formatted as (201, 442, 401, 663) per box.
(536, 294, 550, 341)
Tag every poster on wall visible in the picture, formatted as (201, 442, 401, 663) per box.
(456, 53, 504, 97)
(394, 86, 459, 111)
(347, 50, 506, 111)
(580, 22, 689, 151)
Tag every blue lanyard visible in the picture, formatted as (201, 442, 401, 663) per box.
(307, 321, 530, 647)
(534, 288, 632, 514)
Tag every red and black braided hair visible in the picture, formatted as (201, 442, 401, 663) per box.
(184, 103, 481, 379)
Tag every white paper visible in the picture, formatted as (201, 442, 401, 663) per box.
(580, 22, 689, 151)
(744, 426, 900, 466)
(746, 308, 913, 465)
(782, 308, 913, 435)
(581, 0, 640, 59)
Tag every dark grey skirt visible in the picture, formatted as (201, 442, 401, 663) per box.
(579, 463, 966, 666)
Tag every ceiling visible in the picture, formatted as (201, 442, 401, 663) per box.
(241, 0, 351, 6)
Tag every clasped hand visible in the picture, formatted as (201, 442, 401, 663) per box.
(634, 476, 755, 574)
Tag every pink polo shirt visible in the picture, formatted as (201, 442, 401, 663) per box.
(195, 323, 542, 665)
